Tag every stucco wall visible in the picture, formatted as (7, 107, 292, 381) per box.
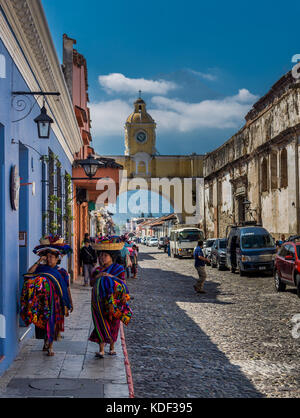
(0, 36, 72, 375)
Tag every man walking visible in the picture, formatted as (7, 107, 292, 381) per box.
(80, 238, 97, 286)
(194, 240, 210, 294)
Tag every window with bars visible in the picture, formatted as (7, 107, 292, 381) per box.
(47, 148, 63, 236)
(56, 164, 62, 236)
(48, 148, 55, 233)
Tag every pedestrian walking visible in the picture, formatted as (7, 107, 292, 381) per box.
(167, 239, 171, 257)
(89, 237, 132, 358)
(80, 238, 98, 286)
(193, 240, 210, 294)
(119, 240, 131, 279)
(20, 235, 73, 356)
(130, 244, 138, 279)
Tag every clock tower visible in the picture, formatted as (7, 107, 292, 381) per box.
(125, 96, 157, 157)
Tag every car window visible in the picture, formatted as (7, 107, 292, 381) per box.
(219, 240, 227, 249)
(279, 245, 289, 257)
(288, 245, 295, 257)
(241, 233, 275, 249)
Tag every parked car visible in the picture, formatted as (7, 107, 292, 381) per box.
(203, 239, 216, 261)
(146, 237, 152, 246)
(158, 236, 169, 250)
(158, 237, 165, 249)
(274, 236, 300, 297)
(148, 237, 158, 247)
(226, 223, 276, 276)
(211, 239, 227, 270)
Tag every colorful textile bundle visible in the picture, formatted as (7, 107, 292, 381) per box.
(33, 234, 72, 257)
(93, 235, 124, 251)
(20, 275, 65, 342)
(20, 276, 51, 329)
(21, 265, 71, 343)
(89, 263, 132, 344)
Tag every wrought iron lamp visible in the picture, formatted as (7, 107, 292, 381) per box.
(34, 104, 54, 139)
(12, 91, 60, 139)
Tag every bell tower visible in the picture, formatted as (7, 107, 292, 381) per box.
(124, 95, 157, 157)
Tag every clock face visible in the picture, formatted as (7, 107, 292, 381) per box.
(136, 131, 147, 143)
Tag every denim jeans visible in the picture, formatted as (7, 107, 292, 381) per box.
(83, 263, 94, 285)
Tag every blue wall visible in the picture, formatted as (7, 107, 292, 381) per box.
(0, 30, 73, 375)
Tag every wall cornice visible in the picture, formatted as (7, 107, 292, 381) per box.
(0, 0, 83, 161)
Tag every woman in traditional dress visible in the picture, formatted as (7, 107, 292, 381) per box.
(89, 238, 132, 358)
(20, 236, 73, 356)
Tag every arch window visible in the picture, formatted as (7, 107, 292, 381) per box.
(137, 161, 146, 174)
(270, 152, 278, 190)
(280, 148, 288, 188)
(261, 157, 268, 192)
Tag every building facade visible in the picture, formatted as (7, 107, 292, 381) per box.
(62, 35, 122, 279)
(203, 71, 300, 240)
(0, 0, 83, 375)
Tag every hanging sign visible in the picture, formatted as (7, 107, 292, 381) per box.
(10, 165, 20, 210)
(19, 231, 27, 247)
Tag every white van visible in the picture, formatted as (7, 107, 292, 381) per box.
(170, 226, 204, 258)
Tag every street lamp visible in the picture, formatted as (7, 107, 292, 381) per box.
(34, 105, 54, 139)
(242, 199, 251, 212)
(12, 91, 60, 138)
(75, 155, 102, 179)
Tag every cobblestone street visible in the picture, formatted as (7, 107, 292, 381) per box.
(124, 245, 300, 398)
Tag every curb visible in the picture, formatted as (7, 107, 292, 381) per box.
(120, 323, 134, 398)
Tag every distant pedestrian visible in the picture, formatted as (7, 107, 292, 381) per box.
(167, 239, 171, 257)
(120, 243, 131, 279)
(130, 245, 138, 279)
(193, 240, 210, 294)
(80, 239, 97, 286)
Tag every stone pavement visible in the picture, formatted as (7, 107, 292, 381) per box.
(0, 280, 130, 398)
(124, 245, 300, 398)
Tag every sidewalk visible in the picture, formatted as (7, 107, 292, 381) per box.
(0, 279, 131, 398)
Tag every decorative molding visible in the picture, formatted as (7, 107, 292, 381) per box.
(0, 0, 83, 161)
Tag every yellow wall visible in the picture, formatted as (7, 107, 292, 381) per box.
(107, 155, 203, 179)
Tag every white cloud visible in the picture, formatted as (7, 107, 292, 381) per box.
(98, 73, 177, 95)
(90, 99, 132, 136)
(187, 69, 218, 81)
(90, 89, 258, 138)
(150, 89, 258, 132)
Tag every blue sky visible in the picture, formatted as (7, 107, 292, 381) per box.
(42, 0, 300, 156)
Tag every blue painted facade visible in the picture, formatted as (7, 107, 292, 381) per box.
(0, 29, 73, 374)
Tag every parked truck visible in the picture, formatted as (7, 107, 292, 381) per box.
(170, 225, 204, 258)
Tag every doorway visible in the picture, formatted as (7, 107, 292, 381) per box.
(18, 143, 29, 328)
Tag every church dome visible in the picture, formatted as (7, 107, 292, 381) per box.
(126, 97, 155, 124)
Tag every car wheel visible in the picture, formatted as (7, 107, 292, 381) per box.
(274, 269, 286, 292)
(211, 257, 216, 268)
(239, 268, 246, 277)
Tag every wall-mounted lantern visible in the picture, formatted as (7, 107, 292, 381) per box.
(12, 91, 60, 139)
(34, 105, 54, 139)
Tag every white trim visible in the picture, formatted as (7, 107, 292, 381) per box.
(0, 314, 5, 338)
